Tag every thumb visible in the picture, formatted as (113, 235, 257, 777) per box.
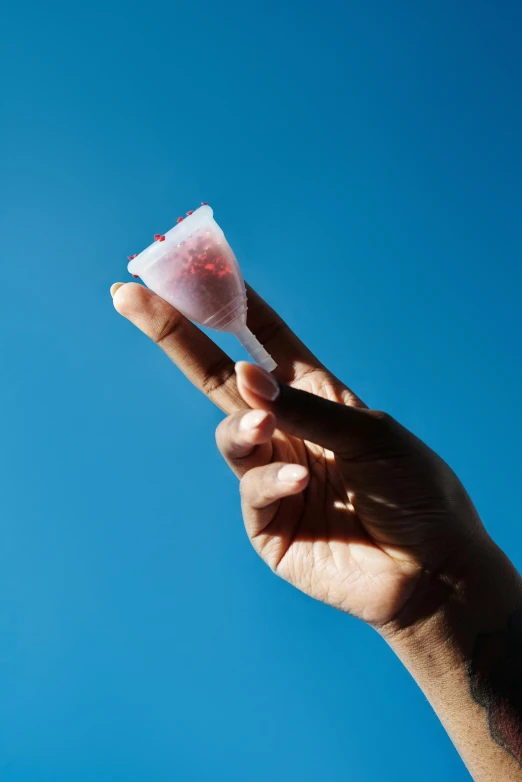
(235, 362, 394, 459)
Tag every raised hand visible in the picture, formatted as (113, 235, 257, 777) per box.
(112, 282, 487, 628)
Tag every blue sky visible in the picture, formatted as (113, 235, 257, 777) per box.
(1, 0, 521, 779)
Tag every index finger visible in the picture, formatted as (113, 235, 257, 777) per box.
(112, 283, 244, 413)
(112, 278, 325, 412)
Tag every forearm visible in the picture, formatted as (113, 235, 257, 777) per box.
(382, 540, 522, 781)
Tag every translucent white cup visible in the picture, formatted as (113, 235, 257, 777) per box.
(127, 206, 276, 373)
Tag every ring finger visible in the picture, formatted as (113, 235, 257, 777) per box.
(216, 409, 276, 478)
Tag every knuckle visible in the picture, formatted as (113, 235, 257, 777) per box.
(214, 417, 228, 448)
(239, 473, 251, 500)
(215, 413, 239, 451)
(370, 409, 396, 428)
(239, 466, 268, 502)
(200, 357, 236, 398)
(154, 312, 185, 345)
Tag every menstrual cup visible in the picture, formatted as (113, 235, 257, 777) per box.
(127, 205, 276, 372)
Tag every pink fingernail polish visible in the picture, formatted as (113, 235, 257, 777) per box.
(277, 464, 308, 483)
(239, 410, 268, 432)
(238, 363, 279, 402)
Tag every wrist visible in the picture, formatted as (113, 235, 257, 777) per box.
(379, 539, 522, 779)
(380, 537, 522, 679)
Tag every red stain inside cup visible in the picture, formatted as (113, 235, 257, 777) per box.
(159, 233, 237, 319)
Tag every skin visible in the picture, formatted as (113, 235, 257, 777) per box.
(112, 281, 522, 781)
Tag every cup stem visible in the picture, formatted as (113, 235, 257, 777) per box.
(233, 324, 277, 373)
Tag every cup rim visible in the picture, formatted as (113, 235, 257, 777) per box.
(127, 205, 215, 277)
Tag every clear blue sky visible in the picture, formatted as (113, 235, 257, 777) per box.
(1, 1, 521, 779)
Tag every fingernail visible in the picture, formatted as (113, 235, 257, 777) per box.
(277, 464, 308, 483)
(239, 410, 269, 432)
(237, 362, 279, 401)
(110, 282, 125, 298)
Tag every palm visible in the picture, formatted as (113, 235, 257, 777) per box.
(250, 368, 420, 625)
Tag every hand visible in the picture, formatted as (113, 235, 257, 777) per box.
(112, 282, 489, 629)
(112, 281, 522, 779)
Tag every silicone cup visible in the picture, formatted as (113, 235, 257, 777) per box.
(127, 206, 277, 373)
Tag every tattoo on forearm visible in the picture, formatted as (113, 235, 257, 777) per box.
(469, 609, 522, 766)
